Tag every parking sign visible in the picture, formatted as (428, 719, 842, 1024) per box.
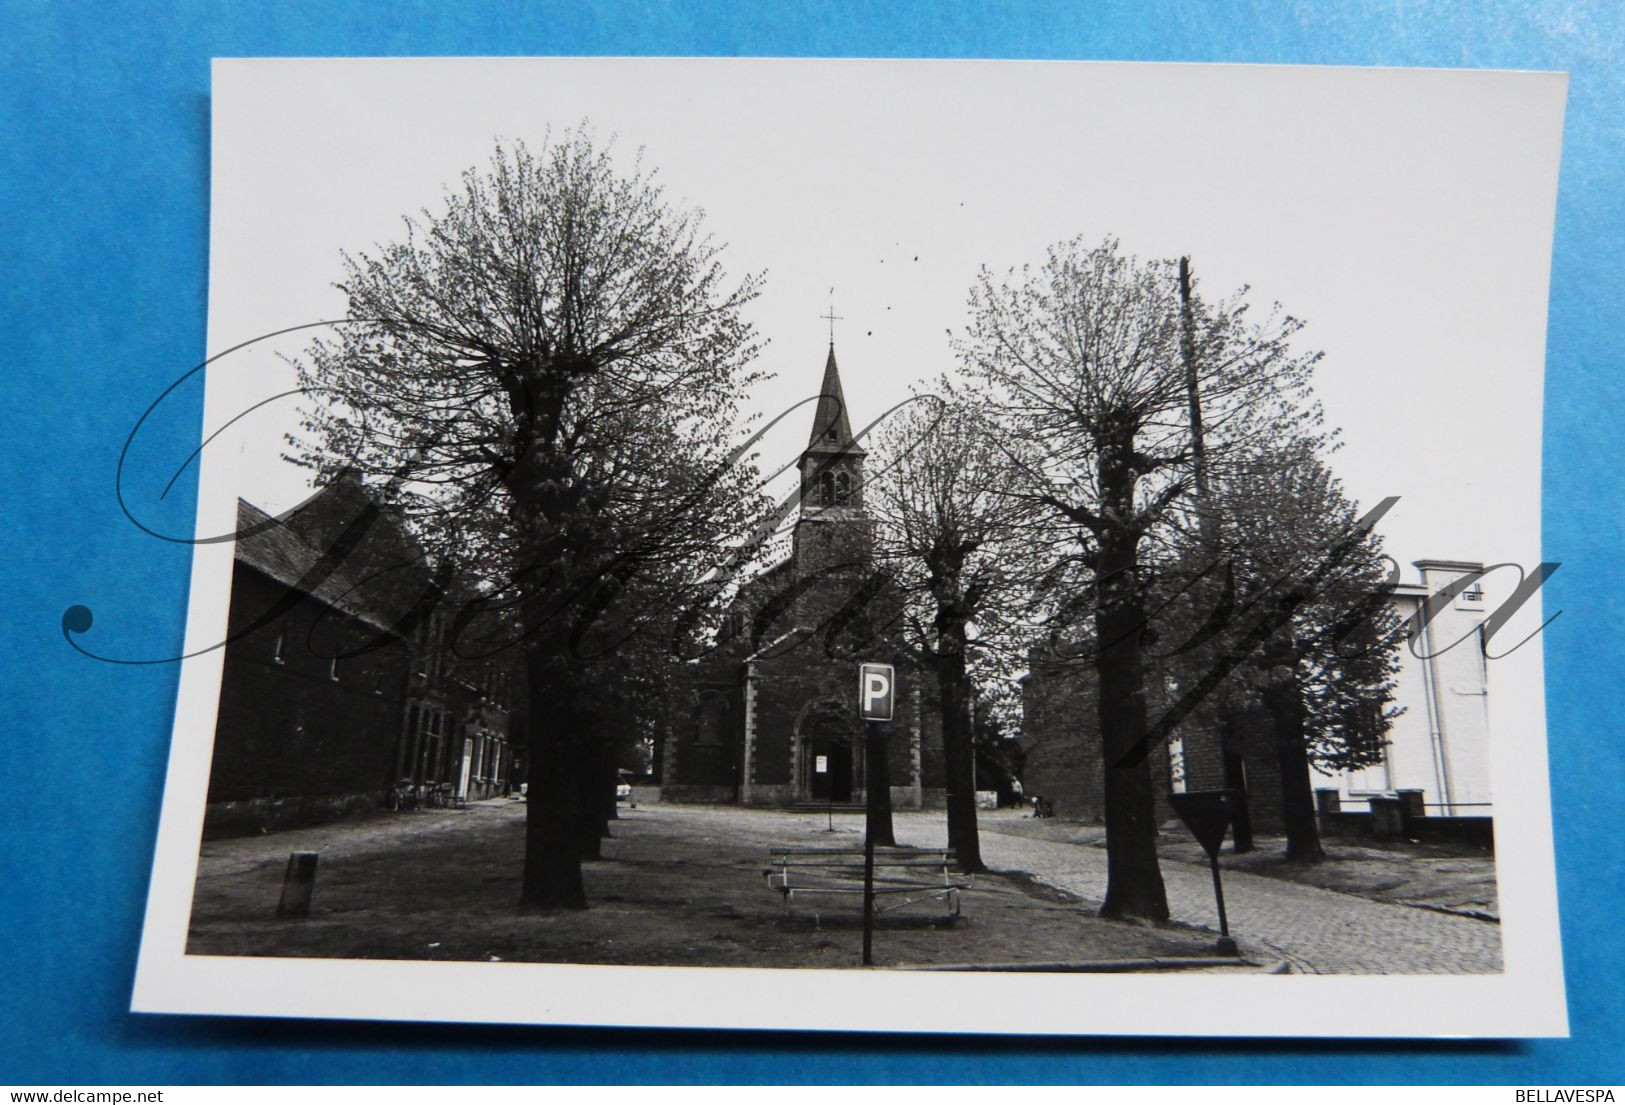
(858, 662, 895, 721)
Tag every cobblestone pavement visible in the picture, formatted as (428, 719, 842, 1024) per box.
(890, 811, 1503, 974)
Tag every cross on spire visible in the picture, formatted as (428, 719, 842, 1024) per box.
(821, 293, 842, 346)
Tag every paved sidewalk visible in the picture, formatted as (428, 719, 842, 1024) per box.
(891, 811, 1503, 974)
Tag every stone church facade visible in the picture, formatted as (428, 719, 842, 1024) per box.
(658, 345, 947, 808)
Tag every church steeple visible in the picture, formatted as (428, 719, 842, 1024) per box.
(806, 344, 861, 454)
(798, 344, 867, 514)
(793, 344, 872, 575)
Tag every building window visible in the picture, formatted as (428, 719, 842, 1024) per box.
(400, 703, 420, 779)
(834, 471, 851, 505)
(420, 710, 443, 782)
(413, 614, 442, 683)
(819, 470, 835, 506)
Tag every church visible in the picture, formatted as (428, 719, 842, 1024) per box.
(657, 344, 947, 808)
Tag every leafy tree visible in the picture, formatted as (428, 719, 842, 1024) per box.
(957, 237, 1320, 921)
(972, 686, 1025, 803)
(1169, 440, 1402, 861)
(290, 131, 768, 907)
(868, 394, 1049, 871)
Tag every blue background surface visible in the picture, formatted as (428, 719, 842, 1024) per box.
(3, 0, 1622, 1085)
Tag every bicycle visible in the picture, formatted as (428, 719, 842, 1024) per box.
(385, 779, 422, 812)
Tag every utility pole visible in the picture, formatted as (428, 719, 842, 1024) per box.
(1181, 255, 1252, 853)
(1179, 256, 1208, 502)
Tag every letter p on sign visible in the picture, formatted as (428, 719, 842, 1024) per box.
(859, 662, 895, 721)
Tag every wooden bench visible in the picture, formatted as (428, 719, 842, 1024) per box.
(764, 847, 972, 923)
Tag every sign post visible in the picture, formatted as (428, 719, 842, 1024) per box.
(815, 754, 833, 832)
(861, 720, 878, 966)
(857, 662, 895, 966)
(1168, 788, 1243, 956)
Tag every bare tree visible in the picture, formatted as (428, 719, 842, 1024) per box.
(957, 237, 1321, 921)
(290, 131, 769, 908)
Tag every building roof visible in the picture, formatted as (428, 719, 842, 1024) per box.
(1413, 559, 1486, 573)
(278, 468, 426, 584)
(232, 480, 433, 635)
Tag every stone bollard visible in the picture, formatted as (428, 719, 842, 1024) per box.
(277, 851, 319, 917)
(1397, 789, 1423, 832)
(1369, 797, 1404, 840)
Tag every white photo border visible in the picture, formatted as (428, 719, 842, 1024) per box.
(133, 56, 1568, 1037)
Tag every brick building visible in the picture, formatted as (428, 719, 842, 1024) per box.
(658, 345, 947, 807)
(1019, 558, 1495, 833)
(204, 474, 518, 835)
(1017, 648, 1175, 824)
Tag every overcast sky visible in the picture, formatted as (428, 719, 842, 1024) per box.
(200, 56, 1564, 626)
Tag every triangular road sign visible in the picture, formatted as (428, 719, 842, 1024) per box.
(1168, 789, 1242, 857)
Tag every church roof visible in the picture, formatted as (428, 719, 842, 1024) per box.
(805, 345, 865, 455)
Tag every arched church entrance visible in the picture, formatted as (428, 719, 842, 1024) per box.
(797, 699, 857, 802)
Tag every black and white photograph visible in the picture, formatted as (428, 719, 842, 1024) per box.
(128, 57, 1566, 1036)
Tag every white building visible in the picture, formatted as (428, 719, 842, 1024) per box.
(1315, 559, 1494, 817)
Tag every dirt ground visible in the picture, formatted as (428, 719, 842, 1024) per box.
(187, 800, 1250, 970)
(990, 815, 1500, 919)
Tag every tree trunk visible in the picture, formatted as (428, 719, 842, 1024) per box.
(1095, 436, 1170, 923)
(520, 639, 588, 908)
(605, 733, 620, 822)
(595, 740, 615, 833)
(577, 813, 604, 861)
(935, 650, 985, 873)
(1266, 649, 1324, 863)
(1221, 743, 1255, 854)
(511, 407, 595, 906)
(865, 721, 897, 847)
(574, 732, 617, 860)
